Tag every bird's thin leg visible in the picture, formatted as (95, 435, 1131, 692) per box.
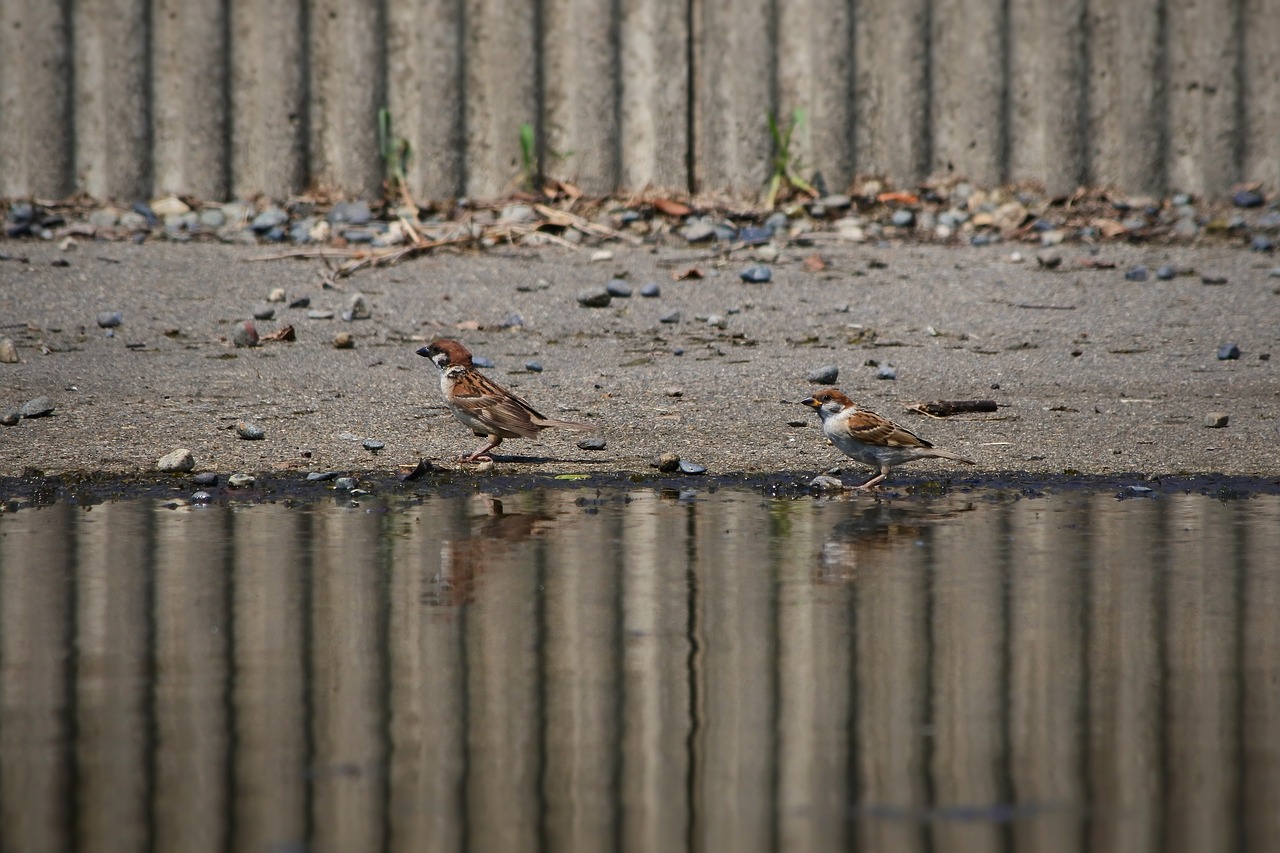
(856, 468, 889, 490)
(461, 435, 501, 462)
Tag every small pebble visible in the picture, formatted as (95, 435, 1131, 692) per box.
(1124, 266, 1148, 282)
(289, 296, 311, 309)
(306, 471, 340, 482)
(1204, 412, 1230, 428)
(737, 226, 773, 245)
(232, 320, 259, 347)
(659, 311, 681, 324)
(252, 305, 276, 321)
(1, 409, 20, 426)
(334, 477, 358, 491)
(1035, 250, 1062, 269)
(605, 279, 632, 298)
(809, 475, 846, 492)
(236, 421, 266, 440)
(665, 387, 684, 397)
(193, 472, 219, 486)
(157, 448, 195, 472)
(501, 313, 524, 329)
(227, 473, 256, 489)
(329, 200, 373, 226)
(1217, 343, 1241, 360)
(753, 244, 780, 263)
(20, 396, 54, 418)
(0, 337, 18, 364)
(681, 221, 716, 243)
(706, 314, 726, 328)
(678, 460, 707, 475)
(590, 249, 614, 262)
(96, 311, 123, 328)
(190, 491, 214, 504)
(333, 332, 354, 349)
(472, 355, 495, 368)
(807, 365, 839, 385)
(307, 309, 334, 320)
(1251, 235, 1274, 253)
(268, 288, 287, 303)
(1201, 273, 1228, 285)
(525, 361, 543, 372)
(639, 282, 661, 298)
(362, 439, 384, 452)
(1232, 189, 1265, 208)
(652, 452, 681, 473)
(577, 437, 607, 451)
(876, 365, 897, 380)
(577, 288, 612, 308)
(891, 209, 915, 228)
(740, 265, 772, 283)
(1156, 265, 1175, 281)
(345, 292, 372, 320)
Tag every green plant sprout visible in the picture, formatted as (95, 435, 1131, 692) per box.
(517, 122, 537, 192)
(378, 107, 412, 207)
(765, 108, 817, 209)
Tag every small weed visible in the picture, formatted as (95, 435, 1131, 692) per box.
(378, 108, 412, 207)
(765, 109, 817, 209)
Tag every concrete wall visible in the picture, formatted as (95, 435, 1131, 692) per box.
(0, 0, 1271, 202)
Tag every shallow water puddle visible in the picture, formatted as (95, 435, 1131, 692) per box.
(0, 486, 1277, 851)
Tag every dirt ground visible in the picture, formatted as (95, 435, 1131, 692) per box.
(1, 237, 1277, 484)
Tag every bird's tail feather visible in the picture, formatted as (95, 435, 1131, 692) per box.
(930, 448, 975, 464)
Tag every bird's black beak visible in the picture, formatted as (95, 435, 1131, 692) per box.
(415, 346, 432, 358)
(800, 397, 818, 408)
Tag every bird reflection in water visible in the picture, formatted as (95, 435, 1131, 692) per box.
(816, 499, 974, 582)
(424, 495, 556, 606)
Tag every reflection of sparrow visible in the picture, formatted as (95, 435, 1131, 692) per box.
(801, 389, 974, 490)
(418, 338, 591, 462)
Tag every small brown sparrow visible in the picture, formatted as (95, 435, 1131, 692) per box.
(801, 389, 974, 490)
(418, 339, 591, 462)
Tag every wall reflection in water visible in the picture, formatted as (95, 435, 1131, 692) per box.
(0, 488, 1277, 852)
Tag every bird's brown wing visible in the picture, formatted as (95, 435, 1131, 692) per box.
(450, 368, 553, 439)
(841, 410, 935, 449)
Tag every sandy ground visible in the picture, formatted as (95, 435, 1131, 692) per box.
(1, 237, 1277, 483)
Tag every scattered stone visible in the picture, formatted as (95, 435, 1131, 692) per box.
(232, 320, 259, 347)
(1232, 189, 1265, 208)
(500, 313, 524, 329)
(344, 292, 372, 321)
(807, 364, 839, 385)
(227, 473, 256, 489)
(199, 208, 226, 230)
(151, 195, 190, 217)
(362, 439, 384, 452)
(605, 279, 632, 297)
(333, 331, 354, 349)
(577, 437, 607, 451)
(190, 491, 214, 504)
(472, 355, 495, 368)
(306, 471, 340, 482)
(652, 452, 681, 473)
(88, 208, 120, 229)
(252, 305, 276, 321)
(1217, 343, 1241, 360)
(590, 249, 614, 262)
(236, 421, 266, 440)
(96, 311, 123, 328)
(891, 209, 915, 228)
(1251, 235, 1274, 253)
(0, 337, 18, 364)
(334, 476, 358, 491)
(268, 288, 287, 303)
(193, 472, 219, 486)
(19, 397, 54, 418)
(577, 288, 612, 308)
(740, 265, 772, 283)
(809, 475, 846, 491)
(1035, 249, 1062, 269)
(307, 309, 334, 320)
(639, 281, 661, 298)
(681, 221, 716, 243)
(1201, 273, 1228, 285)
(665, 387, 684, 397)
(659, 311, 681, 324)
(737, 226, 773, 245)
(525, 361, 543, 372)
(289, 296, 311, 309)
(753, 244, 780, 263)
(876, 365, 898, 380)
(1124, 266, 1148, 282)
(706, 314, 727, 328)
(1204, 412, 1230, 428)
(157, 448, 195, 472)
(678, 460, 707, 475)
(328, 200, 373, 226)
(1, 409, 19, 426)
(251, 206, 288, 233)
(1156, 265, 1176, 281)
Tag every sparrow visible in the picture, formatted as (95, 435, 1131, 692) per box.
(417, 338, 592, 462)
(801, 389, 974, 490)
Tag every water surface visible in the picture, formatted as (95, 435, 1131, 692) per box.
(1, 485, 1277, 851)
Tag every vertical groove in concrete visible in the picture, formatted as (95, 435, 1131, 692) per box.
(1084, 0, 1165, 193)
(308, 0, 385, 198)
(618, 0, 689, 192)
(386, 0, 465, 201)
(1240, 0, 1280, 190)
(692, 0, 775, 198)
(1008, 0, 1086, 195)
(1166, 0, 1243, 196)
(853, 0, 930, 186)
(72, 0, 151, 200)
(776, 0, 854, 194)
(930, 0, 1007, 187)
(230, 0, 307, 199)
(0, 0, 73, 198)
(462, 0, 538, 199)
(151, 0, 229, 198)
(541, 0, 621, 195)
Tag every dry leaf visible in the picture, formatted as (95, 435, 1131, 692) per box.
(652, 198, 693, 217)
(877, 191, 918, 205)
(454, 319, 482, 330)
(260, 324, 296, 342)
(802, 253, 827, 273)
(672, 267, 704, 281)
(1091, 218, 1129, 238)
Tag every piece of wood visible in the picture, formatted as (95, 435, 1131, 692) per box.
(907, 399, 998, 417)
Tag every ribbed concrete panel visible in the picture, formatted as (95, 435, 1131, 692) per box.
(463, 0, 538, 199)
(1242, 0, 1280, 191)
(693, 0, 775, 197)
(931, 0, 1006, 186)
(0, 1, 72, 198)
(1009, 0, 1086, 195)
(1085, 0, 1166, 193)
(387, 0, 465, 200)
(543, 0, 621, 194)
(152, 0, 229, 198)
(230, 0, 306, 199)
(853, 0, 929, 185)
(309, 0, 384, 198)
(72, 0, 150, 199)
(1167, 0, 1243, 196)
(618, 0, 689, 192)
(777, 0, 854, 193)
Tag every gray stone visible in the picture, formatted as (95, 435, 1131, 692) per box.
(577, 437, 607, 451)
(1124, 266, 1148, 282)
(807, 364, 839, 385)
(251, 206, 288, 233)
(345, 292, 372, 320)
(328, 200, 373, 226)
(236, 421, 266, 440)
(525, 361, 543, 373)
(96, 311, 123, 328)
(639, 282, 661, 298)
(1233, 189, 1265, 208)
(1156, 265, 1176, 281)
(1201, 273, 1228, 285)
(1204, 412, 1230, 428)
(1035, 249, 1062, 269)
(19, 396, 54, 418)
(577, 288, 612, 308)
(678, 460, 707, 475)
(605, 279, 632, 297)
(362, 439, 384, 452)
(876, 365, 898, 380)
(307, 309, 335, 320)
(306, 471, 340, 482)
(190, 491, 214, 504)
(227, 473, 256, 489)
(809, 474, 846, 491)
(472, 355, 495, 368)
(118, 211, 149, 231)
(765, 211, 790, 231)
(659, 311, 681, 324)
(1217, 343, 1241, 360)
(88, 209, 120, 228)
(680, 220, 716, 243)
(706, 314, 727, 329)
(198, 207, 226, 229)
(194, 472, 219, 486)
(891, 209, 915, 228)
(157, 448, 195, 472)
(651, 451, 681, 473)
(740, 265, 772, 283)
(1, 409, 19, 426)
(232, 320, 259, 347)
(334, 476, 358, 491)
(252, 305, 276, 321)
(0, 337, 18, 364)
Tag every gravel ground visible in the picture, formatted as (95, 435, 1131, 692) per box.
(1, 239, 1277, 482)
